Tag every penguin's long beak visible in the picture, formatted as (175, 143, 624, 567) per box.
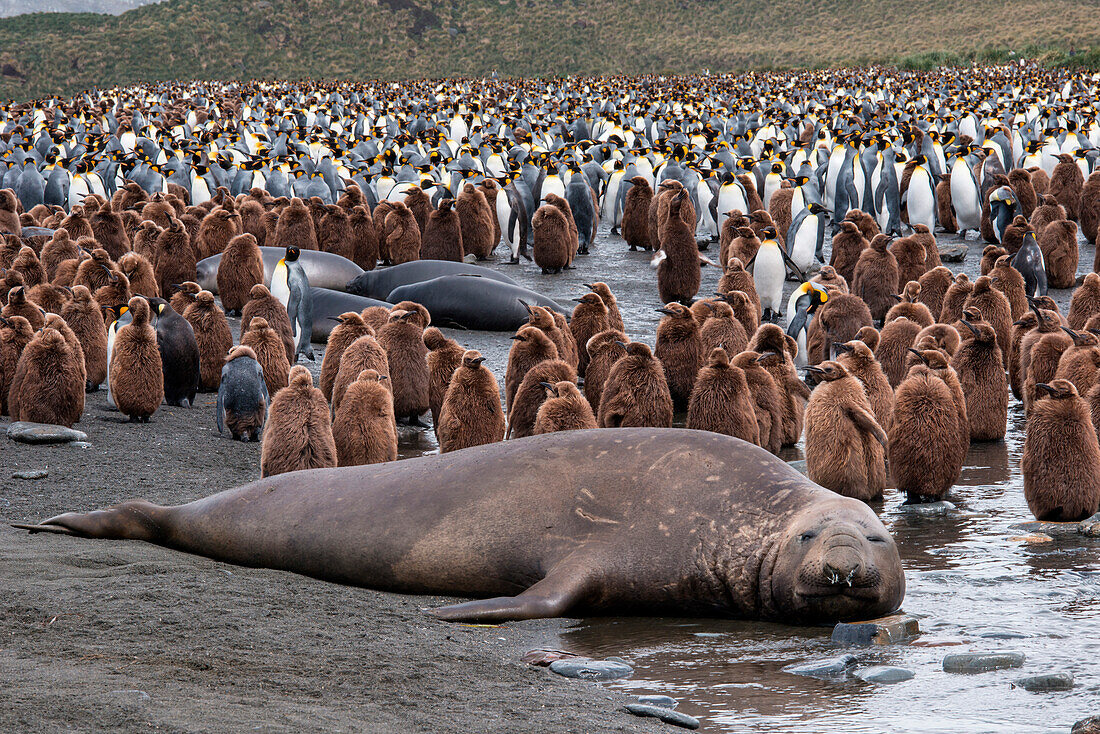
(834, 341, 854, 353)
(962, 319, 980, 337)
(907, 348, 928, 365)
(655, 307, 674, 316)
(805, 365, 825, 374)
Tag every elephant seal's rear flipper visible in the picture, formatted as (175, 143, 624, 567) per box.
(13, 501, 165, 541)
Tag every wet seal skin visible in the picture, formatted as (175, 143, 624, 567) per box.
(14, 428, 904, 625)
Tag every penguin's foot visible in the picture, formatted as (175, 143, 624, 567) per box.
(579, 247, 589, 255)
(611, 226, 619, 236)
(628, 245, 637, 251)
(85, 381, 100, 393)
(180, 398, 191, 409)
(541, 268, 551, 274)
(507, 256, 520, 265)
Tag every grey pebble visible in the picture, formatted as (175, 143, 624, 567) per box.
(1012, 672, 1074, 691)
(782, 654, 857, 679)
(70, 441, 92, 449)
(6, 422, 88, 445)
(625, 704, 699, 730)
(854, 666, 915, 684)
(897, 501, 956, 516)
(12, 469, 48, 480)
(939, 243, 968, 262)
(637, 695, 678, 709)
(943, 651, 1025, 673)
(549, 658, 633, 681)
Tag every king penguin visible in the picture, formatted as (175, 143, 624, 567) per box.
(786, 281, 829, 367)
(270, 246, 315, 361)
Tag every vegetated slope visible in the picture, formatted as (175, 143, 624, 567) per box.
(0, 0, 160, 18)
(0, 0, 1097, 100)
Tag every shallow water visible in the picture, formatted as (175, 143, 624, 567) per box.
(389, 223, 1098, 732)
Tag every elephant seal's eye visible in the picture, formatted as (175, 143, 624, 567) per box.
(799, 531, 817, 543)
(867, 535, 887, 543)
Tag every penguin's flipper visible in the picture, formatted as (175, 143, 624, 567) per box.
(779, 248, 806, 282)
(215, 389, 226, 433)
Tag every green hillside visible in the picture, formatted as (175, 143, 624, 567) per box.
(1, 0, 1098, 100)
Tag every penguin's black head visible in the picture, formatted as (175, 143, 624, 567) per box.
(285, 246, 301, 262)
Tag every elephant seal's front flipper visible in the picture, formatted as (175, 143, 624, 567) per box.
(428, 552, 598, 622)
(12, 501, 165, 541)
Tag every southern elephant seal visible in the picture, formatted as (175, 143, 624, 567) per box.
(309, 287, 392, 343)
(14, 429, 905, 624)
(197, 247, 364, 294)
(345, 259, 519, 300)
(386, 274, 569, 330)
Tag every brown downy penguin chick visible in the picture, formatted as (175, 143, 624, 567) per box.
(507, 358, 576, 439)
(951, 319, 1008, 441)
(728, 227, 761, 270)
(1024, 330, 1073, 415)
(237, 200, 267, 247)
(555, 301, 579, 369)
(333, 369, 397, 467)
(769, 186, 795, 243)
(384, 201, 421, 265)
(889, 355, 966, 503)
(0, 267, 25, 304)
(1080, 172, 1100, 245)
(922, 347, 970, 457)
(216, 233, 264, 315)
(8, 325, 83, 426)
(132, 220, 163, 261)
(89, 200, 130, 260)
(183, 290, 233, 391)
(875, 316, 922, 388)
(331, 332, 390, 415)
(889, 235, 927, 290)
(420, 198, 463, 262)
(320, 312, 373, 401)
(546, 193, 579, 264)
(570, 292, 609, 378)
(963, 275, 1012, 368)
(1018, 306, 1069, 401)
(686, 347, 759, 444)
(939, 273, 973, 325)
(750, 324, 809, 446)
(885, 281, 934, 328)
(1049, 153, 1084, 221)
(193, 208, 240, 260)
(916, 266, 953, 321)
(803, 361, 887, 502)
(655, 302, 703, 411)
(1054, 327, 1100, 398)
(1069, 273, 1100, 329)
(455, 185, 494, 260)
(41, 228, 78, 281)
(169, 281, 201, 316)
(2, 286, 44, 331)
(657, 190, 701, 305)
(273, 198, 318, 251)
(317, 204, 354, 261)
(260, 366, 337, 478)
(532, 202, 572, 273)
(60, 285, 107, 391)
(622, 176, 653, 251)
(475, 180, 502, 248)
(1008, 169, 1038, 220)
(505, 324, 559, 411)
(717, 257, 761, 316)
(372, 201, 395, 263)
(835, 339, 893, 433)
(0, 314, 34, 415)
(0, 189, 19, 235)
(720, 289, 760, 340)
(936, 175, 957, 233)
(534, 380, 597, 435)
(117, 252, 159, 298)
(93, 271, 132, 317)
(108, 297, 163, 422)
(27, 283, 69, 315)
(241, 317, 291, 398)
(990, 255, 1028, 320)
(915, 322, 962, 359)
(828, 220, 867, 285)
(348, 205, 379, 271)
(597, 341, 673, 428)
(585, 282, 624, 332)
(240, 283, 295, 363)
(811, 264, 849, 295)
(1030, 168, 1051, 196)
(520, 302, 573, 368)
(730, 350, 784, 454)
(999, 215, 1027, 257)
(747, 209, 775, 242)
(1038, 219, 1079, 289)
(73, 248, 118, 293)
(718, 210, 748, 266)
(1024, 380, 1100, 521)
(1029, 197, 1065, 238)
(154, 217, 197, 298)
(699, 300, 748, 357)
(12, 246, 45, 287)
(981, 245, 1007, 276)
(424, 326, 465, 431)
(857, 325, 880, 350)
(583, 329, 626, 414)
(58, 207, 93, 241)
(846, 209, 880, 242)
(437, 350, 505, 452)
(806, 292, 873, 365)
(689, 297, 720, 327)
(377, 306, 430, 424)
(852, 234, 899, 322)
(1009, 311, 1039, 400)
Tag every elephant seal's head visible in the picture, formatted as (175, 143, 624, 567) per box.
(764, 495, 905, 624)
